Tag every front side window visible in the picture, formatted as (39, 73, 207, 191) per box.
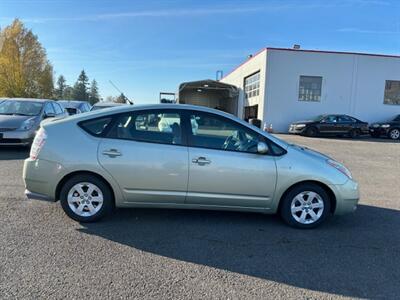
(384, 80, 400, 105)
(299, 76, 322, 102)
(323, 115, 337, 123)
(107, 110, 184, 145)
(338, 115, 354, 123)
(188, 111, 264, 154)
(0, 100, 43, 116)
(44, 103, 55, 115)
(244, 71, 260, 99)
(52, 103, 64, 115)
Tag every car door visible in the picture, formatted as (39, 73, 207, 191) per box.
(185, 110, 277, 209)
(98, 109, 188, 204)
(319, 115, 339, 134)
(337, 115, 354, 134)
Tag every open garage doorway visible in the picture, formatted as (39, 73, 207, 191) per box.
(178, 80, 239, 116)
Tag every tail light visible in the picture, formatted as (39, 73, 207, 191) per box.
(30, 128, 47, 160)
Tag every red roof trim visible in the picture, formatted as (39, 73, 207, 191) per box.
(221, 47, 400, 80)
(266, 47, 400, 59)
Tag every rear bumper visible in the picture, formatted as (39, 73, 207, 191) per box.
(23, 158, 64, 202)
(25, 189, 55, 202)
(329, 179, 360, 215)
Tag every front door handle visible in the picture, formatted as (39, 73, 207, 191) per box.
(102, 149, 122, 158)
(192, 157, 211, 165)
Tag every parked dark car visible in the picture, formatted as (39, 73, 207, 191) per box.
(0, 98, 67, 146)
(58, 100, 92, 115)
(289, 114, 369, 138)
(369, 115, 400, 140)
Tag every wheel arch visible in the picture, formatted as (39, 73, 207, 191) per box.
(277, 180, 336, 214)
(55, 170, 116, 205)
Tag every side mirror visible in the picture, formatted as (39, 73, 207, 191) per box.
(257, 142, 269, 154)
(44, 112, 55, 119)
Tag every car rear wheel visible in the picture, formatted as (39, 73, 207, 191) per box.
(388, 128, 400, 140)
(349, 129, 360, 139)
(280, 183, 331, 229)
(305, 126, 318, 137)
(60, 175, 113, 222)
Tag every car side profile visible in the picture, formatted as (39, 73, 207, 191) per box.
(23, 105, 359, 228)
(289, 114, 369, 138)
(369, 114, 400, 140)
(0, 98, 67, 146)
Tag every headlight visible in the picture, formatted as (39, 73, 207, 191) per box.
(19, 117, 36, 131)
(381, 124, 390, 128)
(295, 124, 306, 128)
(327, 159, 352, 179)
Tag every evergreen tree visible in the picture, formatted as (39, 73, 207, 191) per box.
(72, 69, 89, 101)
(115, 93, 128, 103)
(88, 79, 100, 104)
(55, 75, 67, 99)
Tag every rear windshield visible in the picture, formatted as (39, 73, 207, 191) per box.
(0, 100, 43, 116)
(79, 117, 112, 136)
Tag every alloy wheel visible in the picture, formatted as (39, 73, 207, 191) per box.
(67, 182, 104, 217)
(290, 191, 324, 224)
(389, 129, 400, 140)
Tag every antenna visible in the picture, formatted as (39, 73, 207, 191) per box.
(109, 80, 133, 105)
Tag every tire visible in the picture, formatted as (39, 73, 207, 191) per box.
(280, 183, 331, 229)
(349, 129, 360, 139)
(305, 126, 318, 137)
(60, 174, 114, 222)
(388, 128, 400, 140)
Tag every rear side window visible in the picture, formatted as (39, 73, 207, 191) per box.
(52, 103, 64, 115)
(79, 117, 112, 136)
(107, 110, 184, 145)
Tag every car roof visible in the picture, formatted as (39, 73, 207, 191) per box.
(58, 100, 87, 108)
(0, 97, 50, 103)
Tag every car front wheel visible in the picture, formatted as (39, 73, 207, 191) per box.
(280, 183, 331, 229)
(388, 128, 400, 140)
(60, 175, 113, 222)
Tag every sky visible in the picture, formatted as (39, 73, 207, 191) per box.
(1, 0, 400, 103)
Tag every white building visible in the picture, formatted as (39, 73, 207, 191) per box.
(218, 47, 400, 132)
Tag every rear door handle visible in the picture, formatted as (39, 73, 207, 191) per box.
(102, 149, 122, 157)
(192, 157, 211, 165)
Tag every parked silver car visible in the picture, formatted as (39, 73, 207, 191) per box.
(58, 100, 92, 115)
(90, 101, 127, 111)
(23, 104, 359, 228)
(0, 98, 67, 146)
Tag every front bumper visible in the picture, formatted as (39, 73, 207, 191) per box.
(288, 125, 306, 134)
(329, 179, 360, 215)
(369, 127, 389, 136)
(0, 129, 36, 146)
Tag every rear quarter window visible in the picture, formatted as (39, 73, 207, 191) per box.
(79, 117, 112, 136)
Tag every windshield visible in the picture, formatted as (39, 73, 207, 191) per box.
(313, 115, 325, 121)
(0, 100, 43, 116)
(393, 115, 400, 122)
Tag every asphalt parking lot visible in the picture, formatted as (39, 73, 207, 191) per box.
(0, 135, 399, 299)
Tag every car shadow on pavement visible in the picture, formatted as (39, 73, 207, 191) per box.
(78, 204, 400, 298)
(0, 147, 30, 160)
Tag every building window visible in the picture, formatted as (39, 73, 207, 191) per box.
(384, 80, 400, 105)
(244, 105, 258, 121)
(244, 71, 260, 99)
(299, 76, 322, 102)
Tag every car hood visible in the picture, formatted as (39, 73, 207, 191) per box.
(291, 120, 316, 125)
(0, 115, 36, 129)
(289, 143, 332, 161)
(371, 120, 400, 126)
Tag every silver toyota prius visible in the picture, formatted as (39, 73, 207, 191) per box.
(23, 104, 359, 228)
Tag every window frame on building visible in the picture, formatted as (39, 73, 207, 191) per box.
(383, 80, 400, 105)
(244, 71, 260, 99)
(298, 75, 323, 102)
